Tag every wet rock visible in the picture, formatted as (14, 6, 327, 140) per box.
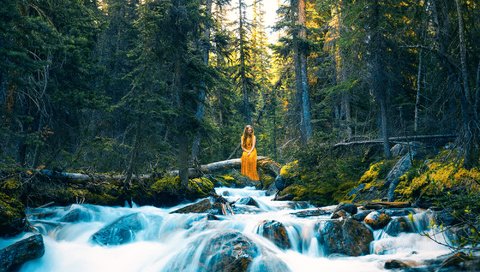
(433, 210, 460, 226)
(235, 197, 259, 208)
(440, 252, 480, 271)
(0, 234, 45, 271)
(384, 217, 414, 236)
(334, 203, 358, 215)
(287, 201, 311, 210)
(274, 194, 294, 201)
(331, 210, 349, 219)
(291, 209, 330, 218)
(207, 213, 220, 220)
(249, 255, 291, 272)
(60, 207, 93, 222)
(386, 152, 416, 201)
(364, 211, 391, 230)
(347, 183, 365, 197)
(91, 213, 149, 246)
(258, 220, 291, 249)
(0, 192, 27, 237)
(222, 191, 230, 196)
(171, 199, 212, 214)
(265, 181, 278, 196)
(274, 175, 287, 191)
(320, 218, 374, 256)
(352, 210, 372, 222)
(384, 259, 418, 269)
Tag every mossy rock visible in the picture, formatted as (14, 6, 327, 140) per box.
(0, 176, 22, 198)
(279, 161, 300, 181)
(0, 192, 27, 237)
(149, 176, 215, 207)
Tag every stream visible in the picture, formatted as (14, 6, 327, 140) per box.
(0, 186, 452, 271)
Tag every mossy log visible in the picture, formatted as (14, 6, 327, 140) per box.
(363, 201, 411, 210)
(334, 134, 457, 148)
(34, 156, 278, 183)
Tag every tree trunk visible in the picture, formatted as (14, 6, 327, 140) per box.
(293, 0, 312, 144)
(239, 0, 251, 124)
(191, 0, 213, 163)
(414, 50, 422, 133)
(368, 0, 391, 158)
(455, 0, 479, 168)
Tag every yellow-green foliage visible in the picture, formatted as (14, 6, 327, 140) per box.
(152, 176, 214, 199)
(188, 177, 214, 198)
(280, 160, 300, 180)
(152, 176, 182, 193)
(396, 160, 480, 199)
(359, 161, 385, 183)
(1, 177, 22, 197)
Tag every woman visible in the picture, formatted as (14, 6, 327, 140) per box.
(241, 125, 259, 181)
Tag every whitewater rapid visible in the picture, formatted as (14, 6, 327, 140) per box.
(0, 186, 451, 272)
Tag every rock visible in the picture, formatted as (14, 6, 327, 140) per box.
(249, 255, 291, 272)
(222, 191, 230, 196)
(166, 230, 259, 272)
(440, 252, 480, 271)
(171, 199, 212, 214)
(331, 210, 349, 219)
(258, 220, 291, 249)
(274, 194, 294, 201)
(207, 213, 220, 220)
(0, 192, 27, 237)
(385, 152, 415, 201)
(320, 218, 374, 256)
(347, 183, 365, 197)
(434, 210, 460, 226)
(60, 207, 93, 222)
(384, 259, 418, 269)
(291, 209, 330, 218)
(91, 213, 152, 246)
(265, 181, 278, 196)
(274, 175, 287, 191)
(384, 217, 414, 236)
(0, 234, 45, 271)
(334, 203, 358, 215)
(352, 210, 372, 221)
(235, 197, 259, 208)
(364, 211, 391, 230)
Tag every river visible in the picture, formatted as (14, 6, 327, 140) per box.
(0, 186, 451, 271)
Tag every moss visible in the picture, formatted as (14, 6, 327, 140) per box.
(1, 177, 22, 197)
(279, 160, 300, 180)
(261, 173, 274, 190)
(188, 177, 214, 198)
(0, 192, 26, 236)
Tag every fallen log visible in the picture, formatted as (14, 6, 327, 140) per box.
(33, 156, 279, 182)
(334, 134, 457, 148)
(363, 201, 412, 210)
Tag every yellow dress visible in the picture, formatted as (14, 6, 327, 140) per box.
(241, 136, 259, 181)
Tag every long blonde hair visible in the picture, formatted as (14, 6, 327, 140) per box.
(242, 125, 254, 148)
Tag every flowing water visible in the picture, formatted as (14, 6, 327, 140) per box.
(1, 186, 452, 272)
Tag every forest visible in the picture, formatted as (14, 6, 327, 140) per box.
(0, 0, 480, 271)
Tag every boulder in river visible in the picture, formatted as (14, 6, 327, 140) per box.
(352, 210, 372, 222)
(364, 211, 391, 230)
(60, 206, 93, 222)
(0, 234, 45, 271)
(235, 197, 259, 208)
(171, 198, 213, 214)
(334, 203, 358, 215)
(258, 220, 291, 249)
(320, 218, 374, 256)
(91, 213, 152, 246)
(384, 217, 414, 236)
(167, 230, 260, 272)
